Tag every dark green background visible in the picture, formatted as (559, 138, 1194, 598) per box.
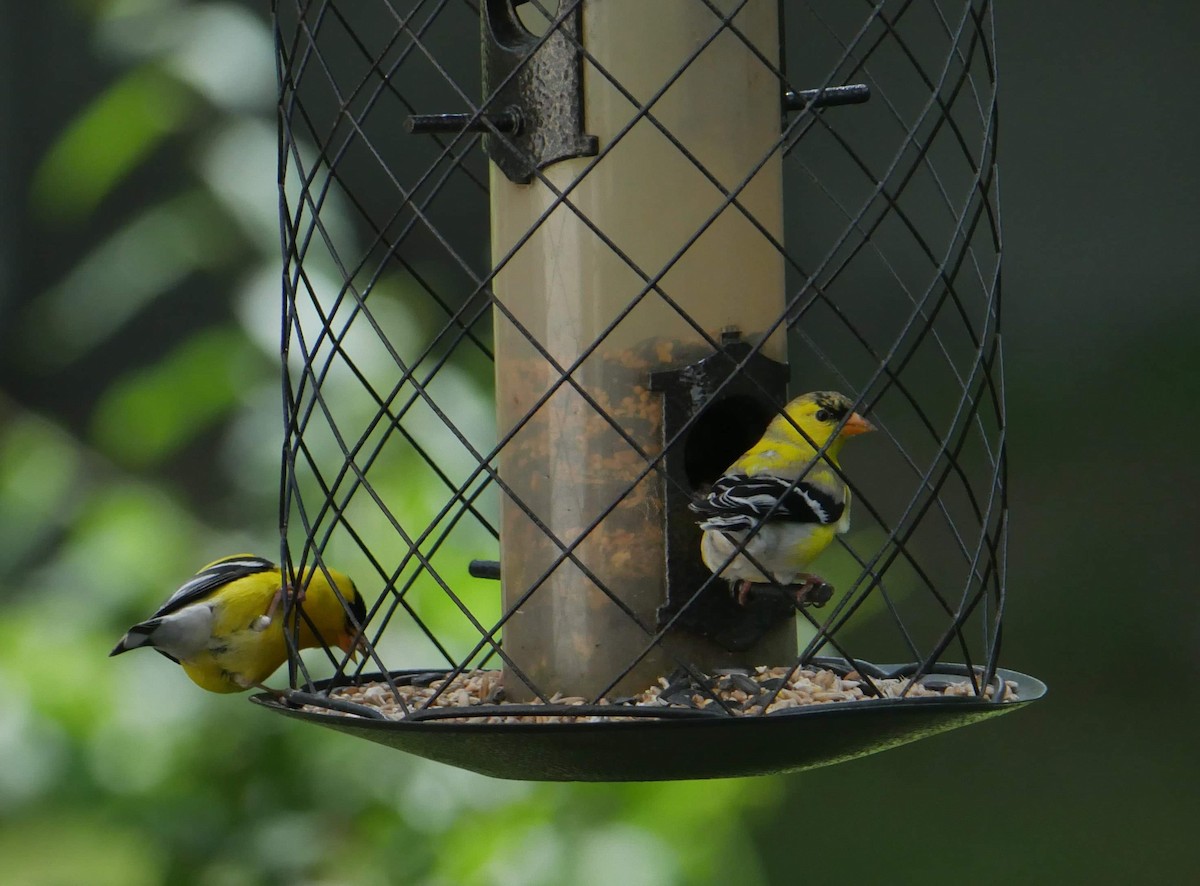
(1, 2, 1195, 883)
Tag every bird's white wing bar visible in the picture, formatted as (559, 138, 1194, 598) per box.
(690, 474, 844, 531)
(150, 556, 276, 619)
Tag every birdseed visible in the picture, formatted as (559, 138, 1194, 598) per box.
(299, 665, 1019, 725)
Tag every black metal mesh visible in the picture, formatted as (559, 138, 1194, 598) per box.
(272, 0, 1005, 715)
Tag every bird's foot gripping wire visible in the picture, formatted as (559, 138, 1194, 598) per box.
(251, 583, 305, 632)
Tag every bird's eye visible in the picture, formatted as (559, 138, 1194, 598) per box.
(815, 409, 831, 422)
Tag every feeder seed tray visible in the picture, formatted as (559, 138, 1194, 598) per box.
(252, 661, 1045, 782)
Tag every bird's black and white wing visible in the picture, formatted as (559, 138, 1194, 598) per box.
(690, 474, 844, 532)
(149, 555, 276, 619)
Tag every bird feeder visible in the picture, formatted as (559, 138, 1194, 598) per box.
(257, 0, 1044, 780)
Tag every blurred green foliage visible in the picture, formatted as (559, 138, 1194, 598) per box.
(1, 1, 1197, 884)
(31, 66, 195, 223)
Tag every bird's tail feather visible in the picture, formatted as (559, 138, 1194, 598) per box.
(109, 635, 134, 656)
(109, 619, 160, 656)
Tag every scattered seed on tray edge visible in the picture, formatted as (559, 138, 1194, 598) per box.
(299, 666, 1019, 724)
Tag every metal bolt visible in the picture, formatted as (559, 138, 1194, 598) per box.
(469, 559, 501, 580)
(783, 84, 871, 112)
(406, 108, 523, 136)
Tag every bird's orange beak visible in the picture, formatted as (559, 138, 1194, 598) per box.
(337, 631, 369, 662)
(841, 412, 875, 437)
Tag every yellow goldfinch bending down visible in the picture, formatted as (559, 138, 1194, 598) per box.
(110, 555, 367, 693)
(690, 391, 874, 607)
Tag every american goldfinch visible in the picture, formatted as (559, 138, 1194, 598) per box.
(110, 555, 367, 693)
(690, 391, 874, 606)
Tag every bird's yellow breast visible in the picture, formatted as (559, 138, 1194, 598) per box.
(176, 569, 350, 693)
(179, 572, 288, 692)
(180, 625, 289, 693)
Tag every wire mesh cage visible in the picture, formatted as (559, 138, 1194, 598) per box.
(259, 0, 1044, 780)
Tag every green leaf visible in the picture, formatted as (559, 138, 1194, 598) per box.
(31, 65, 195, 222)
(90, 326, 266, 466)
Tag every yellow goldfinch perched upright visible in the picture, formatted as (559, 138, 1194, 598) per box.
(690, 391, 874, 606)
(110, 555, 367, 693)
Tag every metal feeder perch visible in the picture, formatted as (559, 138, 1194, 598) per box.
(257, 0, 1044, 781)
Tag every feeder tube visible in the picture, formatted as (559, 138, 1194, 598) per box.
(491, 0, 793, 699)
